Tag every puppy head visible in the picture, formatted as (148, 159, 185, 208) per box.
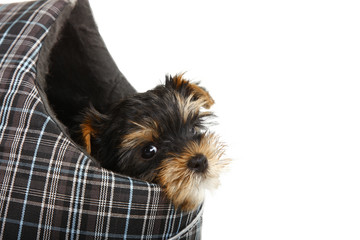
(81, 74, 228, 211)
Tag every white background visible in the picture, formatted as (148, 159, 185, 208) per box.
(89, 1, 360, 239)
(3, 0, 360, 239)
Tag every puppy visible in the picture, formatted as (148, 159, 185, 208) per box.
(77, 74, 228, 211)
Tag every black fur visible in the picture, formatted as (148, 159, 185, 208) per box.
(78, 76, 213, 181)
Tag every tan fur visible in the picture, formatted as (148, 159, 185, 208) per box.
(156, 133, 229, 211)
(121, 120, 159, 149)
(172, 74, 215, 109)
(80, 118, 95, 154)
(174, 92, 214, 125)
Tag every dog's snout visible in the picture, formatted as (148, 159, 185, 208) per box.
(187, 154, 208, 173)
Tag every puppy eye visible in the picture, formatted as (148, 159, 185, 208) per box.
(190, 127, 197, 135)
(141, 144, 157, 159)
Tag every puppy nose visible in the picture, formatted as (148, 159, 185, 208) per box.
(188, 154, 208, 173)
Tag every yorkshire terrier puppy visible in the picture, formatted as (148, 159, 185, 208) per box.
(77, 74, 228, 211)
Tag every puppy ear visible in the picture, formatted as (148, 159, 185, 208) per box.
(166, 74, 215, 109)
(80, 106, 108, 154)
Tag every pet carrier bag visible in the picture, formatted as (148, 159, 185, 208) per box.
(0, 0, 203, 239)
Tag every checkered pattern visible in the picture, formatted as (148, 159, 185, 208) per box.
(0, 0, 202, 239)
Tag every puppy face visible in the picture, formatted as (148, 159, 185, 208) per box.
(81, 75, 228, 211)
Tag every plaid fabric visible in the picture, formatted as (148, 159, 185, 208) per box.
(0, 1, 202, 239)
